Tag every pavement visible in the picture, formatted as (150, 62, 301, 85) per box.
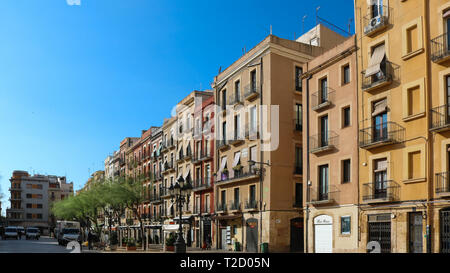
(0, 236, 238, 253)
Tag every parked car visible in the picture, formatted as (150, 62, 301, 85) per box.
(26, 227, 40, 240)
(4, 227, 19, 240)
(17, 226, 25, 237)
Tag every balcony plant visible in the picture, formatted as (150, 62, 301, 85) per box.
(232, 164, 243, 172)
(122, 237, 128, 247)
(126, 238, 137, 251)
(165, 233, 175, 251)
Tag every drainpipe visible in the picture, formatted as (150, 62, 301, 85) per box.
(423, 0, 433, 253)
(305, 67, 312, 253)
(259, 56, 264, 253)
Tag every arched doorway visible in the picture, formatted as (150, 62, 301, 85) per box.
(314, 215, 333, 253)
(246, 218, 258, 253)
(290, 217, 304, 252)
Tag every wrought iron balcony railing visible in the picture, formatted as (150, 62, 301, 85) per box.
(230, 93, 243, 105)
(363, 6, 392, 36)
(436, 172, 450, 194)
(216, 166, 259, 184)
(229, 132, 245, 145)
(216, 202, 227, 213)
(430, 105, 450, 131)
(309, 131, 339, 154)
(307, 185, 339, 205)
(311, 88, 335, 111)
(192, 177, 212, 191)
(244, 82, 260, 100)
(359, 122, 405, 149)
(431, 33, 450, 63)
(294, 119, 302, 132)
(244, 199, 258, 210)
(362, 180, 399, 202)
(218, 139, 229, 150)
(193, 150, 212, 163)
(229, 201, 241, 211)
(361, 61, 395, 91)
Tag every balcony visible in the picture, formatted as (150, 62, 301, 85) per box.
(192, 177, 212, 192)
(361, 61, 395, 92)
(309, 131, 339, 154)
(362, 180, 400, 203)
(7, 207, 24, 212)
(430, 105, 450, 132)
(363, 6, 391, 37)
(193, 151, 212, 163)
(168, 139, 176, 150)
(202, 205, 211, 215)
(230, 94, 243, 106)
(436, 172, 450, 197)
(149, 194, 162, 203)
(229, 201, 241, 212)
(359, 122, 405, 149)
(311, 88, 335, 111)
(229, 132, 245, 146)
(293, 119, 302, 132)
(244, 199, 258, 211)
(177, 153, 185, 163)
(218, 139, 230, 150)
(307, 185, 339, 205)
(185, 149, 192, 161)
(216, 202, 227, 214)
(245, 125, 259, 140)
(431, 33, 450, 63)
(160, 188, 171, 198)
(244, 82, 260, 101)
(9, 186, 22, 191)
(193, 205, 201, 215)
(216, 166, 259, 185)
(162, 162, 175, 174)
(9, 197, 22, 201)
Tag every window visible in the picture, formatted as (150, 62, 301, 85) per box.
(295, 183, 302, 207)
(374, 159, 388, 198)
(249, 185, 256, 202)
(341, 216, 351, 235)
(343, 64, 350, 84)
(220, 190, 226, 205)
(235, 80, 240, 101)
(26, 203, 32, 208)
(250, 145, 257, 172)
(250, 106, 257, 133)
(320, 78, 328, 103)
(295, 66, 303, 91)
(250, 70, 257, 92)
(343, 106, 351, 127)
(234, 188, 240, 204)
(222, 89, 227, 110)
(320, 115, 329, 147)
(318, 164, 329, 201)
(295, 146, 302, 175)
(295, 103, 302, 131)
(222, 121, 227, 141)
(342, 159, 351, 183)
(372, 99, 387, 141)
(234, 114, 241, 138)
(408, 151, 421, 180)
(402, 17, 424, 59)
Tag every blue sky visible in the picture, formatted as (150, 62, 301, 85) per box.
(0, 0, 354, 213)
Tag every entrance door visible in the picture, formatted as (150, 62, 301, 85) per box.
(203, 219, 211, 247)
(409, 212, 423, 253)
(441, 208, 450, 253)
(314, 215, 332, 253)
(220, 228, 227, 250)
(290, 218, 304, 252)
(246, 218, 258, 253)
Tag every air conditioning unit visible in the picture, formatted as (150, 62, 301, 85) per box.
(364, 16, 384, 34)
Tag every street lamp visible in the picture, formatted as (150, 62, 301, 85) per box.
(168, 175, 193, 253)
(248, 159, 270, 253)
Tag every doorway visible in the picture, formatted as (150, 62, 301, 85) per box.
(246, 218, 258, 253)
(290, 218, 304, 252)
(409, 212, 423, 253)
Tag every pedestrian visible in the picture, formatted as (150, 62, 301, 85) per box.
(206, 235, 212, 250)
(18, 229, 22, 240)
(88, 231, 93, 250)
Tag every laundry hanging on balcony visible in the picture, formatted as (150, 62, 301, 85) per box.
(365, 44, 386, 77)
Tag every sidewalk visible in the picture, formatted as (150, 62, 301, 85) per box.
(88, 244, 238, 253)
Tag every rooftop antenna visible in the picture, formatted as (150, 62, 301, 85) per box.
(348, 18, 354, 34)
(302, 15, 307, 34)
(270, 25, 272, 35)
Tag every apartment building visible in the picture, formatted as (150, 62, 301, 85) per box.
(212, 25, 347, 252)
(354, 0, 448, 253)
(192, 95, 216, 248)
(148, 126, 163, 244)
(428, 0, 450, 254)
(302, 36, 359, 253)
(6, 171, 74, 235)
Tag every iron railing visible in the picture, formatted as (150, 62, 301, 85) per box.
(230, 93, 243, 105)
(245, 199, 258, 210)
(193, 150, 212, 162)
(229, 201, 241, 211)
(361, 61, 395, 91)
(308, 185, 339, 204)
(359, 122, 405, 148)
(244, 81, 260, 99)
(294, 119, 302, 132)
(218, 139, 229, 149)
(216, 202, 227, 213)
(193, 177, 212, 191)
(436, 172, 450, 194)
(216, 166, 259, 184)
(309, 131, 339, 153)
(362, 180, 399, 202)
(245, 125, 259, 139)
(430, 105, 450, 131)
(363, 5, 391, 36)
(311, 88, 336, 110)
(229, 132, 245, 145)
(431, 33, 450, 63)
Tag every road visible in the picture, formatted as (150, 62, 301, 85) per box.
(0, 236, 80, 253)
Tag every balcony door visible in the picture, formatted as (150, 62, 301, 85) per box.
(372, 99, 388, 142)
(447, 17, 450, 52)
(318, 165, 329, 201)
(446, 76, 450, 122)
(250, 185, 256, 205)
(320, 78, 328, 104)
(320, 115, 328, 147)
(374, 159, 388, 199)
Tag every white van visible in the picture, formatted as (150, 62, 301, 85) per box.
(4, 226, 19, 240)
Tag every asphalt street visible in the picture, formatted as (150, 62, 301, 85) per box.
(0, 236, 82, 253)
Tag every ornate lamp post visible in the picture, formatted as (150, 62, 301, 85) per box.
(168, 175, 193, 253)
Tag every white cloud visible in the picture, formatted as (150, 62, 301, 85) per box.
(66, 0, 81, 6)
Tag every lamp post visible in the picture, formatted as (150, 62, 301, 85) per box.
(248, 159, 270, 253)
(168, 175, 193, 253)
